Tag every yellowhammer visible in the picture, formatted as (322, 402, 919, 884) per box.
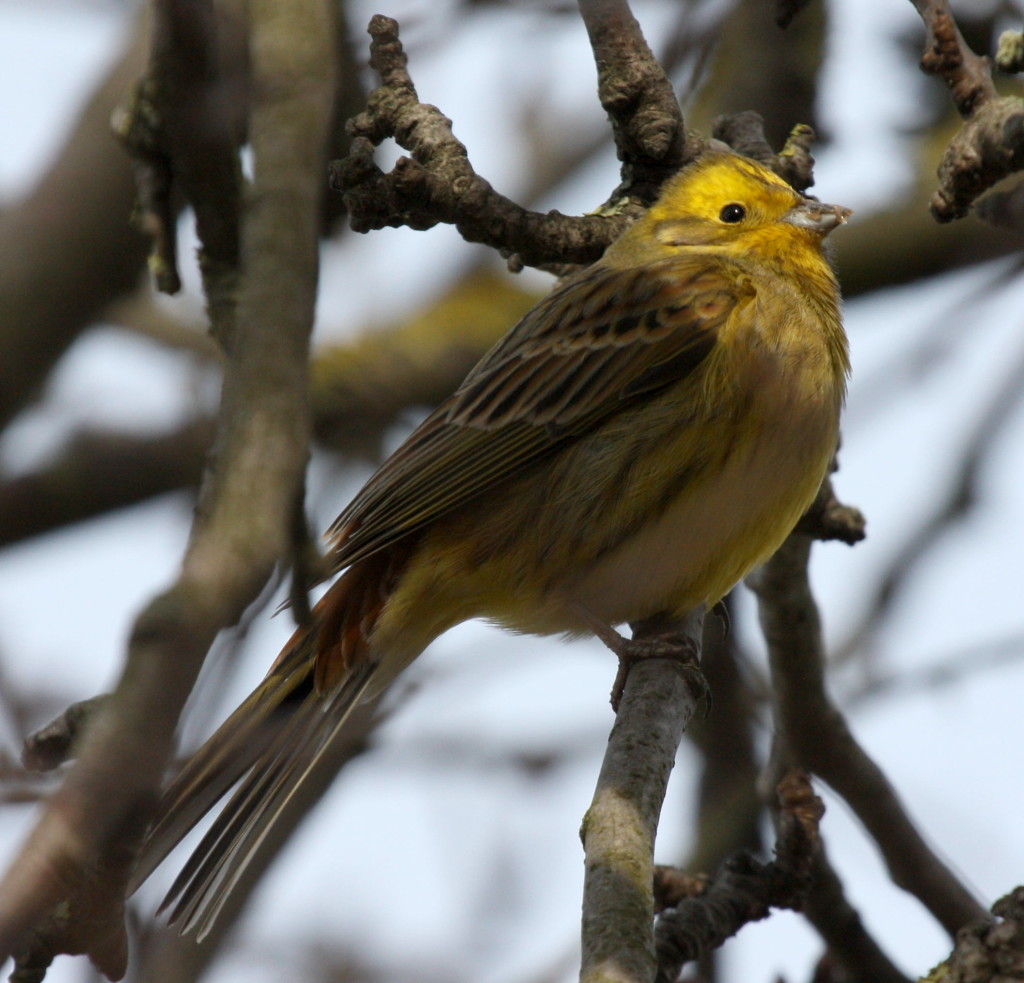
(131, 150, 850, 934)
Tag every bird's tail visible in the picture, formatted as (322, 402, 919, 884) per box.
(128, 556, 401, 939)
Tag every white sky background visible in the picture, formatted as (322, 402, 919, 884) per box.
(1, 1, 1024, 982)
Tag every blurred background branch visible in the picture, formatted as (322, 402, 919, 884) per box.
(0, 0, 335, 975)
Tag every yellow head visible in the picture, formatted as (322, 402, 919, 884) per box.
(605, 152, 850, 268)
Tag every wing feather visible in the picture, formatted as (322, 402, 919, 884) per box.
(326, 256, 749, 570)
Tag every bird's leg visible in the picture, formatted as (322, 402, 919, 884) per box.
(612, 616, 708, 712)
(571, 603, 708, 712)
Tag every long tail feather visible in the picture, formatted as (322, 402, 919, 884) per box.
(165, 662, 378, 939)
(127, 638, 316, 895)
(131, 546, 418, 937)
(154, 676, 322, 910)
(129, 635, 381, 941)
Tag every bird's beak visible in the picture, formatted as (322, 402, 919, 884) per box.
(784, 200, 852, 235)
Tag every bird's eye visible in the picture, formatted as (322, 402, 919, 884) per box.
(719, 203, 746, 224)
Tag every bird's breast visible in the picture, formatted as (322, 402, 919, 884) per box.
(563, 349, 841, 625)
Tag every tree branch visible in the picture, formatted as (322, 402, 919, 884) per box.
(579, 610, 705, 983)
(683, 607, 763, 878)
(0, 421, 213, 548)
(331, 16, 629, 272)
(332, 8, 696, 274)
(711, 111, 818, 192)
(113, 0, 247, 343)
(910, 0, 1024, 223)
(924, 887, 1024, 983)
(0, 269, 535, 548)
(576, 0, 693, 188)
(0, 0, 335, 975)
(802, 849, 912, 983)
(0, 14, 151, 433)
(913, 0, 996, 118)
(653, 771, 824, 983)
(751, 532, 987, 938)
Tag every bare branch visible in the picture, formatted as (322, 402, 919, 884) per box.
(684, 608, 764, 877)
(794, 472, 866, 546)
(931, 99, 1024, 222)
(653, 771, 824, 983)
(0, 270, 537, 547)
(579, 610, 705, 983)
(0, 15, 150, 433)
(21, 698, 111, 773)
(925, 887, 1024, 983)
(0, 0, 335, 974)
(802, 850, 912, 983)
(714, 110, 776, 160)
(848, 629, 1024, 709)
(835, 193, 1023, 297)
(711, 112, 819, 192)
(653, 868, 711, 913)
(913, 0, 996, 117)
(909, 0, 1024, 223)
(0, 421, 213, 549)
(577, 0, 692, 185)
(332, 16, 631, 272)
(113, 0, 247, 344)
(752, 533, 987, 937)
(836, 337, 1024, 665)
(333, 8, 696, 273)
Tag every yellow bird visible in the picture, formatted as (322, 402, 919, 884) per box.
(131, 151, 850, 934)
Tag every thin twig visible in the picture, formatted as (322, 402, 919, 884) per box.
(847, 629, 1024, 709)
(836, 336, 1024, 666)
(801, 850, 912, 983)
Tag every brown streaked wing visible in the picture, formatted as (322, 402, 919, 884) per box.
(325, 256, 748, 570)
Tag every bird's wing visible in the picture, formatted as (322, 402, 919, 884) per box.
(326, 256, 750, 568)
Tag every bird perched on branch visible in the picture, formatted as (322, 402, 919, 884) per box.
(130, 151, 850, 935)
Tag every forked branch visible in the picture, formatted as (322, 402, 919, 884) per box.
(910, 0, 1024, 223)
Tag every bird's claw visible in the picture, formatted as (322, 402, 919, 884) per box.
(608, 632, 709, 713)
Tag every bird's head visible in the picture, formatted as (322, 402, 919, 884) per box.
(606, 152, 850, 267)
